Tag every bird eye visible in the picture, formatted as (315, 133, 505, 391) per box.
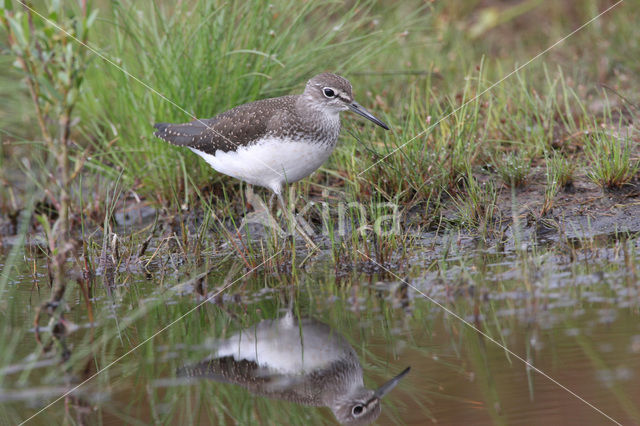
(323, 87, 336, 98)
(352, 405, 364, 416)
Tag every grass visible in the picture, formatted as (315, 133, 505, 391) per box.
(452, 169, 499, 235)
(78, 0, 411, 208)
(547, 151, 576, 189)
(494, 151, 531, 188)
(2, 186, 640, 424)
(2, 1, 640, 423)
(541, 151, 576, 215)
(585, 128, 639, 189)
(1, 0, 638, 240)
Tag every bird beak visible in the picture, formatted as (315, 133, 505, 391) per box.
(372, 366, 411, 400)
(349, 101, 390, 130)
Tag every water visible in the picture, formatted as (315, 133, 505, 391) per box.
(1, 235, 639, 425)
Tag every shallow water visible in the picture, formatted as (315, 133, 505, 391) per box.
(1, 234, 640, 425)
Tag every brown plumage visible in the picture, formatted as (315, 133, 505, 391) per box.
(154, 96, 301, 154)
(153, 73, 388, 158)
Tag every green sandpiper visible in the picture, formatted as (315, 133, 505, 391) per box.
(177, 313, 410, 425)
(154, 73, 389, 243)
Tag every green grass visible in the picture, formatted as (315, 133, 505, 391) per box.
(494, 151, 531, 188)
(0, 0, 637, 265)
(453, 171, 499, 236)
(2, 3, 640, 421)
(0, 0, 638, 293)
(77, 0, 412, 208)
(547, 151, 576, 189)
(585, 128, 639, 189)
(0, 0, 638, 237)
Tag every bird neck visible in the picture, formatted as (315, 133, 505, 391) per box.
(318, 359, 364, 405)
(294, 95, 341, 145)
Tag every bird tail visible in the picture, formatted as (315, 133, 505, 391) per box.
(153, 121, 206, 147)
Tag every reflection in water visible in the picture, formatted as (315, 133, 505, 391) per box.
(177, 313, 409, 425)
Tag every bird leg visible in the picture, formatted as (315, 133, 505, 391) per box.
(268, 193, 276, 215)
(240, 185, 286, 238)
(277, 193, 317, 249)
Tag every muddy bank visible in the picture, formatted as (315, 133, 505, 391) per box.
(3, 167, 640, 254)
(490, 168, 640, 244)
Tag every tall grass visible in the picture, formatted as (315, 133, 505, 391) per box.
(3, 1, 640, 424)
(585, 128, 639, 189)
(79, 0, 410, 209)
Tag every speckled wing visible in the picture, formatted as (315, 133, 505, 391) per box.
(153, 95, 297, 154)
(177, 357, 268, 386)
(176, 356, 322, 406)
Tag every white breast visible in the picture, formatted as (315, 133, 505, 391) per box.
(189, 137, 335, 194)
(215, 319, 349, 374)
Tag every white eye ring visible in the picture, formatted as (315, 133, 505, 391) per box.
(323, 87, 336, 98)
(352, 404, 364, 416)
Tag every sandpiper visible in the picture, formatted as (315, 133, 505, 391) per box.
(153, 73, 389, 241)
(177, 313, 410, 425)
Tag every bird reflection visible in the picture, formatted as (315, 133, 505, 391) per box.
(177, 313, 409, 425)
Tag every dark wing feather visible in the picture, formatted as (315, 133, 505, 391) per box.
(175, 356, 319, 405)
(153, 95, 298, 154)
(176, 357, 269, 386)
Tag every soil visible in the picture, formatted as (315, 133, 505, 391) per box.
(491, 167, 640, 243)
(3, 166, 640, 250)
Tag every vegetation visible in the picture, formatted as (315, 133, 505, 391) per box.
(494, 151, 531, 188)
(1, 0, 96, 356)
(585, 128, 639, 189)
(1, 0, 640, 424)
(2, 1, 638, 238)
